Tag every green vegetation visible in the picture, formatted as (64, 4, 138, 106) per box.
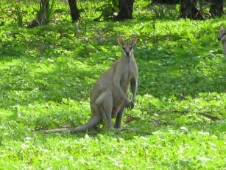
(0, 0, 225, 169)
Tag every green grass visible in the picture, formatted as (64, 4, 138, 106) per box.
(0, 0, 225, 169)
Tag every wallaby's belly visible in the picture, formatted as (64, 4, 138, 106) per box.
(112, 79, 130, 106)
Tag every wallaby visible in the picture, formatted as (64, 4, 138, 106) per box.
(218, 25, 226, 54)
(42, 37, 138, 133)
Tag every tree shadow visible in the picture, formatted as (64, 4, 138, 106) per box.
(136, 21, 226, 98)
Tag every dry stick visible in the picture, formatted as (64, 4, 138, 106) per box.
(198, 112, 221, 121)
(152, 110, 221, 121)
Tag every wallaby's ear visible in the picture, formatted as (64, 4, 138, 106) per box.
(118, 37, 125, 46)
(129, 37, 138, 46)
(220, 25, 226, 31)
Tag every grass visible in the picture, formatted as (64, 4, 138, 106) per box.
(0, 0, 225, 169)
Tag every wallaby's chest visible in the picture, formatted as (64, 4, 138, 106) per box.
(120, 63, 137, 86)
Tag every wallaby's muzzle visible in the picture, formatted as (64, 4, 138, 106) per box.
(217, 31, 226, 41)
(218, 35, 222, 41)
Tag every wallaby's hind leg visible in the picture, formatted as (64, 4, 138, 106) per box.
(95, 90, 113, 129)
(114, 104, 125, 129)
(99, 107, 113, 129)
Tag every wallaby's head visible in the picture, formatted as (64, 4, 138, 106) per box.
(218, 25, 226, 41)
(118, 37, 137, 57)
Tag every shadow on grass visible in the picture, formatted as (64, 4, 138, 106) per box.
(36, 111, 225, 140)
(136, 27, 226, 97)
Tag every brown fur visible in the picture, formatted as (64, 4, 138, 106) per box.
(217, 25, 226, 54)
(42, 37, 138, 133)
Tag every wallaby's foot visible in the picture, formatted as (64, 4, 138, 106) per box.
(114, 122, 121, 129)
(125, 101, 134, 109)
(114, 125, 121, 129)
(107, 124, 114, 130)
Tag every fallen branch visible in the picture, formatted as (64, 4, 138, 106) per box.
(150, 110, 222, 121)
(198, 112, 221, 121)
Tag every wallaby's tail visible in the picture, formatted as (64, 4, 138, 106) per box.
(42, 127, 73, 133)
(42, 116, 100, 134)
(70, 116, 100, 133)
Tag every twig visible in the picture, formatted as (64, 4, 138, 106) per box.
(151, 110, 221, 121)
(198, 112, 221, 121)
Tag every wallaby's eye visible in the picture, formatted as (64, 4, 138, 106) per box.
(129, 47, 132, 50)
(123, 47, 126, 51)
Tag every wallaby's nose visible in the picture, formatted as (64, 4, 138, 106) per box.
(217, 36, 221, 41)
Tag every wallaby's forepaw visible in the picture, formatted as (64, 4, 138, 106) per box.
(125, 101, 134, 109)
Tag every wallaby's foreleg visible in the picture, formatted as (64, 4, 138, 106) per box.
(127, 77, 137, 108)
(113, 73, 131, 106)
